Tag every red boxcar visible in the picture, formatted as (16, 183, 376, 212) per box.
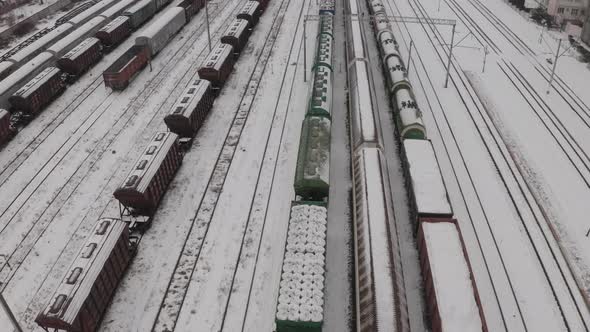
(95, 16, 132, 51)
(197, 43, 234, 88)
(35, 218, 132, 332)
(417, 218, 488, 332)
(164, 79, 214, 138)
(0, 109, 15, 145)
(8, 66, 65, 116)
(113, 132, 183, 216)
(237, 1, 261, 29)
(57, 37, 103, 79)
(221, 19, 250, 55)
(103, 45, 150, 90)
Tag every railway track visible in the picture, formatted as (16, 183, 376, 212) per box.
(385, 0, 590, 329)
(498, 60, 590, 187)
(442, 0, 500, 54)
(0, 1, 249, 326)
(151, 0, 300, 329)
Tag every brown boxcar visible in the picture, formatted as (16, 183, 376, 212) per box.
(236, 1, 260, 29)
(220, 19, 250, 55)
(417, 218, 488, 332)
(0, 109, 15, 145)
(35, 218, 132, 332)
(113, 132, 183, 216)
(8, 67, 65, 115)
(103, 45, 150, 90)
(57, 37, 103, 79)
(95, 16, 132, 50)
(178, 0, 205, 20)
(164, 79, 214, 138)
(197, 43, 234, 88)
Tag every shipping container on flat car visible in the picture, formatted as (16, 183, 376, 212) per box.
(197, 43, 234, 88)
(417, 218, 488, 332)
(164, 79, 214, 138)
(0, 109, 15, 145)
(220, 19, 250, 55)
(122, 0, 157, 29)
(57, 37, 102, 80)
(35, 218, 132, 332)
(135, 6, 186, 57)
(113, 132, 183, 217)
(9, 67, 65, 116)
(96, 16, 132, 50)
(401, 139, 452, 226)
(103, 45, 150, 90)
(236, 1, 260, 29)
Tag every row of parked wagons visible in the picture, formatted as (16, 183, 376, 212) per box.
(275, 3, 334, 331)
(34, 1, 270, 331)
(367, 0, 489, 331)
(0, 0, 182, 147)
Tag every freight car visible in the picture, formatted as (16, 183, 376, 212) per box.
(0, 52, 54, 111)
(177, 0, 206, 20)
(96, 16, 132, 51)
(251, 0, 269, 11)
(221, 19, 251, 55)
(123, 0, 158, 29)
(8, 67, 65, 117)
(276, 202, 327, 332)
(237, 1, 261, 29)
(135, 6, 187, 56)
(394, 88, 425, 139)
(164, 79, 215, 139)
(197, 43, 235, 88)
(319, 0, 335, 15)
(417, 218, 488, 332)
(294, 116, 331, 201)
(113, 132, 183, 221)
(401, 139, 452, 226)
(36, 218, 133, 332)
(308, 66, 332, 118)
(57, 37, 103, 81)
(0, 109, 15, 145)
(47, 16, 108, 59)
(103, 45, 150, 90)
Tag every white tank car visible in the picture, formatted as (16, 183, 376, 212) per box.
(395, 87, 426, 139)
(384, 53, 411, 93)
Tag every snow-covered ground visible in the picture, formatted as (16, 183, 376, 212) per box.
(0, 0, 326, 330)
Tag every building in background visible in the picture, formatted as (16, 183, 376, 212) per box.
(546, 0, 588, 25)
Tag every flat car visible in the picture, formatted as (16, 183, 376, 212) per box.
(220, 19, 250, 55)
(35, 218, 132, 332)
(197, 43, 234, 88)
(164, 79, 215, 138)
(9, 66, 65, 116)
(113, 132, 183, 216)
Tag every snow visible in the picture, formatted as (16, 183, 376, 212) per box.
(422, 222, 484, 332)
(0, 0, 62, 32)
(0, 51, 53, 105)
(276, 204, 327, 324)
(67, 0, 119, 26)
(296, 116, 330, 190)
(201, 43, 233, 71)
(403, 139, 452, 216)
(99, 0, 138, 19)
(8, 23, 74, 64)
(350, 61, 377, 145)
(13, 66, 60, 99)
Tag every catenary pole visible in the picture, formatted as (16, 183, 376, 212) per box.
(206, 0, 211, 51)
(444, 24, 456, 88)
(547, 38, 561, 94)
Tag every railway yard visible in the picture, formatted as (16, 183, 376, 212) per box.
(1, 0, 590, 330)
